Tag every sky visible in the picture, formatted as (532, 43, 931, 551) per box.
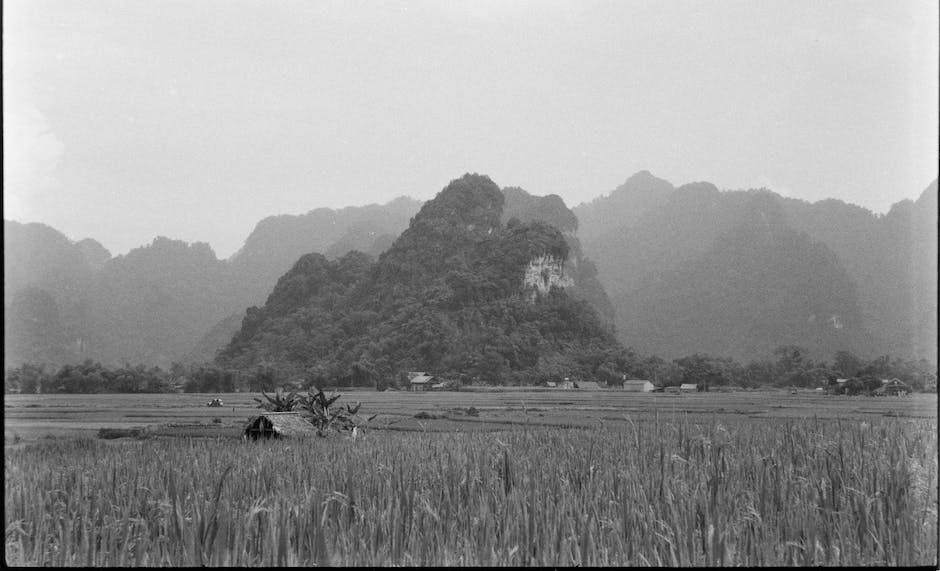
(4, 0, 938, 259)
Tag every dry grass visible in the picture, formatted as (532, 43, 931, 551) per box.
(5, 416, 937, 566)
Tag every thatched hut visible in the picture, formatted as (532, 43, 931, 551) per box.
(243, 412, 317, 440)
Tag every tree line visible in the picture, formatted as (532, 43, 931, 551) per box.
(5, 346, 936, 394)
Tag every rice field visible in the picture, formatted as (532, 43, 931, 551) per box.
(4, 393, 938, 566)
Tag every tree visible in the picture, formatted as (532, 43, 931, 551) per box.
(254, 388, 299, 412)
(674, 353, 733, 392)
(743, 360, 775, 388)
(774, 345, 809, 376)
(833, 350, 862, 378)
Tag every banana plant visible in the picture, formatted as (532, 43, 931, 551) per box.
(253, 388, 299, 412)
(296, 387, 376, 436)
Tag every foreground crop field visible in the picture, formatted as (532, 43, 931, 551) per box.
(5, 391, 938, 566)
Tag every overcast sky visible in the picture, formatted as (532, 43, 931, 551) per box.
(4, 0, 938, 259)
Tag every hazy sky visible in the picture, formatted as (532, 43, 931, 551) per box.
(4, 0, 938, 259)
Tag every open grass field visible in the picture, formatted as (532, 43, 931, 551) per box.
(5, 390, 938, 566)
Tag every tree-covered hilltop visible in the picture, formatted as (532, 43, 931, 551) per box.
(216, 174, 625, 386)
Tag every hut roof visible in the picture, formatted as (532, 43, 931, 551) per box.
(410, 375, 435, 384)
(244, 412, 317, 439)
(679, 383, 698, 391)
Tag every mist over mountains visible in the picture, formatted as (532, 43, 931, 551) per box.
(573, 173, 937, 363)
(4, 197, 420, 369)
(4, 172, 936, 371)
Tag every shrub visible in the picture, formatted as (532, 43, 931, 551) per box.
(96, 427, 150, 440)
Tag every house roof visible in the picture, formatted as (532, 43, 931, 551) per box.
(679, 383, 698, 390)
(578, 381, 602, 390)
(623, 379, 652, 385)
(244, 412, 317, 438)
(410, 375, 434, 384)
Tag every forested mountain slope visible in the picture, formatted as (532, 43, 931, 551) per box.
(217, 174, 623, 385)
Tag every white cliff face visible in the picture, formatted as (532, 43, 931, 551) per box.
(523, 254, 573, 298)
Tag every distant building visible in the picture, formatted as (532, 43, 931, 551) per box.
(577, 381, 602, 390)
(679, 383, 698, 392)
(879, 378, 911, 396)
(622, 379, 654, 392)
(409, 374, 435, 391)
(545, 381, 557, 388)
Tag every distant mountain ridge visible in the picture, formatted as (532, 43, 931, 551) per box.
(3, 196, 422, 369)
(4, 172, 936, 370)
(229, 196, 421, 305)
(574, 173, 938, 363)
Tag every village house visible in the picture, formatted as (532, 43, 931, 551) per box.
(408, 373, 435, 391)
(622, 379, 654, 392)
(877, 378, 911, 396)
(679, 383, 698, 392)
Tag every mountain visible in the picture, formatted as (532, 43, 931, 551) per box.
(772, 181, 938, 363)
(615, 193, 871, 361)
(4, 221, 94, 306)
(577, 172, 938, 363)
(573, 170, 675, 243)
(228, 196, 421, 306)
(217, 174, 622, 385)
(3, 197, 423, 370)
(4, 221, 96, 367)
(180, 311, 248, 365)
(5, 173, 934, 371)
(578, 181, 755, 299)
(79, 237, 242, 366)
(75, 238, 112, 271)
(4, 287, 73, 368)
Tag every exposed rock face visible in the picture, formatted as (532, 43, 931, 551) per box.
(523, 254, 574, 298)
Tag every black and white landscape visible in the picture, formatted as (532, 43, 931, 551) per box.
(4, 1, 938, 567)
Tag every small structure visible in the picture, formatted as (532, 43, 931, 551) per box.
(545, 381, 557, 388)
(409, 374, 435, 391)
(623, 379, 654, 392)
(577, 381, 602, 390)
(880, 378, 911, 396)
(206, 398, 224, 407)
(243, 412, 317, 440)
(430, 382, 446, 391)
(679, 383, 698, 392)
